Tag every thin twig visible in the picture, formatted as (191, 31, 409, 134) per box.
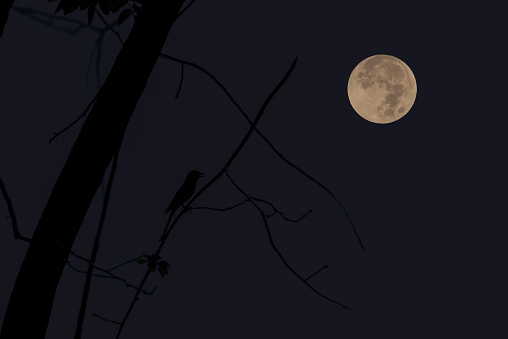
(225, 172, 350, 310)
(92, 313, 122, 325)
(305, 265, 328, 281)
(191, 198, 312, 223)
(65, 260, 113, 279)
(0, 177, 30, 242)
(109, 256, 144, 272)
(175, 62, 184, 99)
(49, 93, 98, 143)
(68, 251, 156, 296)
(190, 199, 250, 212)
(65, 260, 156, 295)
(251, 197, 313, 222)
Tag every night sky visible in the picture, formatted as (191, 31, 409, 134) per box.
(1, 0, 506, 338)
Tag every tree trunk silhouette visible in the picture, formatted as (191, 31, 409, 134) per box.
(1, 1, 185, 338)
(0, 0, 14, 38)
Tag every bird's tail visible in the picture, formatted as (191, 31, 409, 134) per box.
(159, 209, 175, 242)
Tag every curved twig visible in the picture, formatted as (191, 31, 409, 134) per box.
(92, 313, 122, 325)
(175, 62, 184, 99)
(305, 265, 328, 281)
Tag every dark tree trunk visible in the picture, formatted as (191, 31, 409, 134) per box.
(1, 1, 185, 337)
(0, 0, 14, 38)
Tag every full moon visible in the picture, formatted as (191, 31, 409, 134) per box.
(347, 54, 417, 124)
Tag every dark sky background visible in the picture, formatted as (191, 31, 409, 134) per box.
(1, 0, 506, 338)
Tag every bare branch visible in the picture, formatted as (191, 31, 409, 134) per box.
(191, 197, 312, 223)
(92, 313, 122, 326)
(305, 265, 328, 281)
(251, 197, 313, 222)
(225, 172, 350, 310)
(65, 259, 156, 296)
(175, 62, 184, 99)
(0, 177, 30, 242)
(116, 57, 298, 338)
(190, 199, 250, 212)
(68, 250, 157, 296)
(109, 256, 145, 272)
(49, 93, 98, 143)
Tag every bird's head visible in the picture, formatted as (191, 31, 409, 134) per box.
(187, 170, 204, 181)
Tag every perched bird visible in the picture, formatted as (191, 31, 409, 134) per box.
(160, 170, 204, 241)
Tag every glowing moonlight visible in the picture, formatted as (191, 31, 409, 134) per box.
(347, 54, 417, 124)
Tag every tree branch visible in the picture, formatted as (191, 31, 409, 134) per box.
(108, 255, 145, 272)
(92, 313, 122, 325)
(190, 199, 250, 212)
(116, 57, 297, 338)
(305, 265, 328, 281)
(65, 257, 156, 296)
(49, 93, 98, 143)
(68, 250, 156, 296)
(225, 172, 350, 310)
(175, 62, 184, 99)
(191, 198, 312, 223)
(0, 177, 30, 242)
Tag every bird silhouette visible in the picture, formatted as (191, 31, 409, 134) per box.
(160, 170, 204, 241)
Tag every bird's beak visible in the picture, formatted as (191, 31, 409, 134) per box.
(199, 172, 205, 177)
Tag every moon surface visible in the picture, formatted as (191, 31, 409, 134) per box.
(347, 54, 417, 124)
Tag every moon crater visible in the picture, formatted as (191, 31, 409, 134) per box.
(348, 54, 417, 124)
